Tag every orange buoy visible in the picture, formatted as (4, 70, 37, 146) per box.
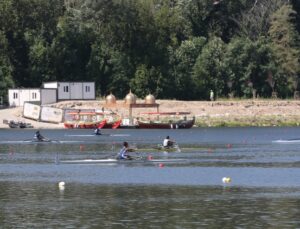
(159, 163, 164, 168)
(80, 145, 85, 151)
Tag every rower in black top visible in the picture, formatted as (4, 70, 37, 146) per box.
(94, 128, 101, 135)
(34, 130, 46, 141)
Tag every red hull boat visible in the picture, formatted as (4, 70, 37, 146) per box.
(63, 109, 121, 129)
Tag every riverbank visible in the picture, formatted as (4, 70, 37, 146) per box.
(1, 99, 300, 129)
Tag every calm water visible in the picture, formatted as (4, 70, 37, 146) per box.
(1, 127, 300, 228)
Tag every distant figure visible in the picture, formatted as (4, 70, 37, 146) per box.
(34, 130, 45, 141)
(163, 136, 174, 148)
(210, 90, 214, 101)
(94, 128, 101, 135)
(117, 142, 133, 160)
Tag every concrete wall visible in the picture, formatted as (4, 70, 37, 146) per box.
(23, 102, 41, 120)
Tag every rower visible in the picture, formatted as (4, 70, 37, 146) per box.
(94, 127, 101, 135)
(34, 130, 45, 141)
(117, 142, 134, 160)
(163, 136, 174, 148)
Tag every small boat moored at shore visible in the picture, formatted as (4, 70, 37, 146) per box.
(137, 112, 195, 129)
(3, 119, 33, 128)
(63, 109, 121, 129)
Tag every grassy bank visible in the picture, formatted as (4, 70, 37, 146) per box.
(195, 115, 300, 127)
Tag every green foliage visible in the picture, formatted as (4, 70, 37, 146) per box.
(238, 0, 287, 40)
(0, 31, 14, 104)
(169, 37, 206, 99)
(28, 35, 53, 86)
(223, 37, 277, 97)
(0, 0, 299, 101)
(269, 3, 300, 95)
(130, 65, 167, 98)
(182, 0, 249, 41)
(51, 16, 94, 81)
(193, 37, 226, 99)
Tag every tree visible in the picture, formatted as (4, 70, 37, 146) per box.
(0, 0, 64, 87)
(130, 65, 167, 98)
(181, 0, 249, 42)
(0, 31, 14, 104)
(169, 36, 206, 99)
(223, 37, 277, 98)
(51, 16, 94, 81)
(192, 37, 226, 99)
(269, 4, 300, 96)
(28, 35, 53, 86)
(237, 0, 286, 40)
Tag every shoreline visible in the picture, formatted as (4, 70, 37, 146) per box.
(1, 99, 300, 129)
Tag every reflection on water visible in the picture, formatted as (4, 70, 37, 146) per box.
(1, 127, 300, 228)
(1, 183, 300, 228)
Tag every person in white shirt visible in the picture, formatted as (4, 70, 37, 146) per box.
(163, 136, 174, 148)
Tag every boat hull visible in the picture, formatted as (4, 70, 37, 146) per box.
(59, 158, 187, 164)
(64, 122, 115, 129)
(137, 118, 195, 129)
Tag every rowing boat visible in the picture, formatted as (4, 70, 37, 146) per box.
(64, 134, 130, 137)
(135, 146, 210, 153)
(58, 158, 188, 164)
(0, 140, 86, 144)
(272, 139, 300, 143)
(22, 137, 65, 143)
(154, 144, 181, 152)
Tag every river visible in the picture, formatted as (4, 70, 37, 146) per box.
(0, 127, 300, 228)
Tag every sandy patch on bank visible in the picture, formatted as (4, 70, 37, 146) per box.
(1, 99, 300, 129)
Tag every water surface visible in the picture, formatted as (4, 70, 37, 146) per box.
(0, 127, 300, 228)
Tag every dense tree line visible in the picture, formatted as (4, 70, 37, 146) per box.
(0, 0, 299, 103)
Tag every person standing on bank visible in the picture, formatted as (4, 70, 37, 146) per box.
(210, 90, 214, 101)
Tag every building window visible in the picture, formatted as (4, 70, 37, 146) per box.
(32, 92, 37, 99)
(63, 86, 69, 92)
(13, 92, 18, 99)
(85, 86, 90, 92)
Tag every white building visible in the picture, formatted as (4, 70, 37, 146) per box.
(43, 82, 95, 100)
(8, 89, 41, 107)
(8, 81, 96, 107)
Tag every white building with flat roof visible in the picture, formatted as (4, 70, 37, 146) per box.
(8, 89, 40, 107)
(8, 81, 96, 107)
(43, 82, 95, 100)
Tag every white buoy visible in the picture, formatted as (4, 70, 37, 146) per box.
(58, 181, 65, 190)
(222, 177, 231, 183)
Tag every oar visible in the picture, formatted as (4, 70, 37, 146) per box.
(55, 152, 60, 164)
(41, 137, 61, 143)
(23, 138, 35, 142)
(174, 143, 181, 152)
(42, 137, 51, 142)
